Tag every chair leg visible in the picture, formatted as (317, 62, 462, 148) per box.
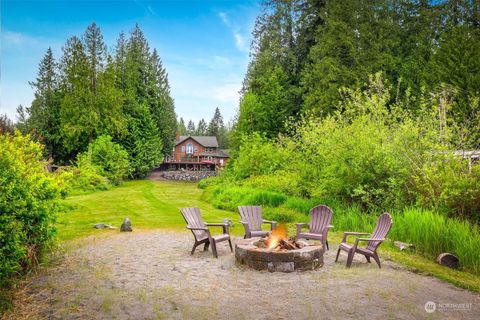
(326, 240, 329, 251)
(228, 239, 233, 252)
(366, 255, 371, 263)
(191, 242, 198, 255)
(211, 241, 218, 258)
(335, 248, 341, 262)
(203, 242, 209, 251)
(372, 253, 381, 268)
(346, 249, 355, 268)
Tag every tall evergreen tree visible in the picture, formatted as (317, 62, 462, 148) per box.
(196, 119, 208, 135)
(177, 117, 187, 135)
(187, 120, 196, 135)
(147, 49, 176, 155)
(27, 47, 62, 159)
(0, 114, 14, 134)
(207, 107, 224, 136)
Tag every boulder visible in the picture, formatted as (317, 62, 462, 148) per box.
(120, 218, 133, 232)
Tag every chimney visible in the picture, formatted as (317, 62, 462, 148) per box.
(175, 131, 180, 141)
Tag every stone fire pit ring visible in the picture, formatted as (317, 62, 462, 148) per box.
(235, 238, 324, 272)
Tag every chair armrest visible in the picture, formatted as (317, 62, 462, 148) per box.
(262, 219, 276, 224)
(342, 232, 370, 242)
(296, 223, 308, 227)
(239, 220, 250, 234)
(187, 226, 208, 231)
(328, 225, 334, 229)
(262, 219, 277, 230)
(205, 223, 228, 227)
(206, 222, 230, 234)
(355, 238, 386, 242)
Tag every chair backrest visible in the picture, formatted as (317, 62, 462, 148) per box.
(366, 213, 393, 252)
(309, 205, 333, 234)
(180, 207, 207, 240)
(238, 206, 263, 231)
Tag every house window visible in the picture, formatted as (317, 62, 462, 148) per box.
(205, 147, 215, 153)
(186, 143, 194, 154)
(181, 146, 185, 152)
(194, 147, 198, 152)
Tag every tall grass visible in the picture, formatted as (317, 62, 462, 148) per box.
(391, 208, 480, 274)
(203, 184, 480, 274)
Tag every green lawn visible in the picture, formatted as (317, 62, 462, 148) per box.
(58, 179, 243, 241)
(58, 179, 480, 292)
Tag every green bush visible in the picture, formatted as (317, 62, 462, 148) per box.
(77, 135, 129, 185)
(0, 132, 63, 287)
(63, 165, 111, 194)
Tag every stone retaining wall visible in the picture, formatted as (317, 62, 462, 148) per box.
(160, 170, 217, 181)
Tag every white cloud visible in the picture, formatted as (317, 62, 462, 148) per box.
(2, 31, 30, 45)
(218, 11, 229, 26)
(218, 11, 250, 53)
(234, 33, 248, 52)
(147, 5, 157, 16)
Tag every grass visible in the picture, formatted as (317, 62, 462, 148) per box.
(57, 179, 244, 241)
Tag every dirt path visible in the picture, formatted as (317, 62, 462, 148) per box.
(6, 231, 479, 320)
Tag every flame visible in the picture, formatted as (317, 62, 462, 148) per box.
(267, 224, 287, 249)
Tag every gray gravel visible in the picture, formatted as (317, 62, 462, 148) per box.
(8, 231, 480, 320)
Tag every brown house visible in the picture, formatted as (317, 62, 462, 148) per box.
(162, 134, 229, 171)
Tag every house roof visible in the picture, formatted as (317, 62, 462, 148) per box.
(175, 135, 218, 148)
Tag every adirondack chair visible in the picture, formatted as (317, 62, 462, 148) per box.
(335, 213, 393, 268)
(295, 205, 333, 250)
(238, 206, 277, 238)
(180, 207, 233, 258)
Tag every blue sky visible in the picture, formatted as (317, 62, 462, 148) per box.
(1, 0, 260, 123)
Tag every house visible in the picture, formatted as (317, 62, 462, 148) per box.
(161, 134, 230, 171)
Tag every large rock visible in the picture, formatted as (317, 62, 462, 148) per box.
(120, 218, 133, 232)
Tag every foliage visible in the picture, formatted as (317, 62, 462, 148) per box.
(236, 0, 480, 148)
(0, 114, 14, 134)
(226, 75, 480, 220)
(0, 132, 63, 287)
(76, 135, 130, 185)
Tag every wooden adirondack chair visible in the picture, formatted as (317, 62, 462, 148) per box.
(296, 205, 333, 250)
(238, 206, 277, 238)
(180, 207, 233, 258)
(335, 213, 393, 268)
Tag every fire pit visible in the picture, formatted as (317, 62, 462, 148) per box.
(235, 225, 324, 272)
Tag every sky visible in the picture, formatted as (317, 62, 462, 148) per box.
(0, 0, 260, 124)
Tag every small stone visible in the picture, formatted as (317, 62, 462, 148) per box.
(120, 218, 133, 232)
(93, 223, 115, 229)
(394, 241, 414, 251)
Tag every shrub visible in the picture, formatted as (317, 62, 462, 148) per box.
(77, 135, 129, 185)
(62, 165, 111, 194)
(0, 132, 63, 287)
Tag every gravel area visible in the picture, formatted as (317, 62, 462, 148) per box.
(7, 231, 480, 320)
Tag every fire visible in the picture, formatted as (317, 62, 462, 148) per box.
(267, 224, 287, 249)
